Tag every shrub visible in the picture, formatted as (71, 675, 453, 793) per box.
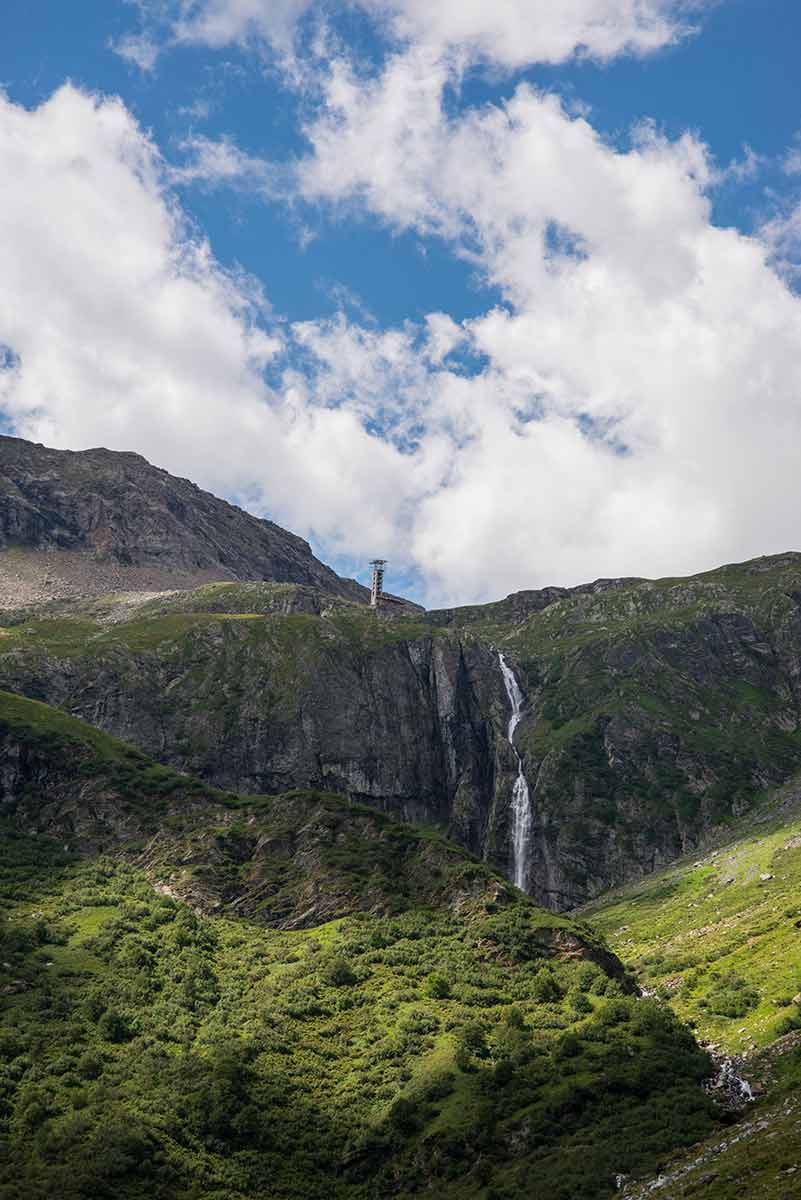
(772, 1008, 801, 1039)
(76, 1052, 104, 1080)
(97, 1010, 133, 1043)
(321, 957, 356, 987)
(532, 969, 561, 1004)
(388, 1096, 420, 1134)
(706, 973, 759, 1019)
(568, 989, 592, 1015)
(425, 973, 451, 999)
(554, 1032, 582, 1060)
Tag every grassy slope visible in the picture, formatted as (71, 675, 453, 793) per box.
(622, 1064, 801, 1200)
(584, 778, 801, 1055)
(0, 692, 720, 1200)
(584, 778, 801, 1196)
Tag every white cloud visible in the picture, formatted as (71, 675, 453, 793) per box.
(113, 31, 161, 72)
(9, 13, 801, 609)
(718, 143, 764, 184)
(759, 199, 801, 281)
(172, 0, 313, 53)
(124, 0, 700, 69)
(783, 135, 801, 177)
(170, 133, 279, 191)
(0, 85, 432, 565)
(291, 53, 801, 603)
(362, 0, 698, 68)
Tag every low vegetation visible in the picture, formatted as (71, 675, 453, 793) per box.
(0, 834, 717, 1200)
(585, 778, 801, 1054)
(0, 692, 721, 1200)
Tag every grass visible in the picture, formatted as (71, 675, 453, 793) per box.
(621, 1039, 801, 1199)
(584, 782, 801, 1054)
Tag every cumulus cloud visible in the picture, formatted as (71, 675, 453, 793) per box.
(9, 5, 801, 607)
(123, 0, 700, 68)
(291, 50, 801, 602)
(0, 85, 433, 565)
(359, 0, 698, 68)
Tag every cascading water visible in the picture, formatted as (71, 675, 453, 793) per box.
(498, 652, 532, 891)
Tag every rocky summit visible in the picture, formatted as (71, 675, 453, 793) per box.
(1, 435, 800, 1200)
(0, 435, 367, 606)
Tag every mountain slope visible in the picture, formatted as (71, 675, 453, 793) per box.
(0, 435, 367, 605)
(0, 690, 720, 1200)
(622, 1056, 801, 1200)
(582, 771, 801, 1055)
(4, 554, 801, 909)
(0, 688, 531, 934)
(581, 781, 801, 1199)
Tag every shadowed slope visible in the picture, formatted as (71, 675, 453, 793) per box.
(0, 690, 722, 1200)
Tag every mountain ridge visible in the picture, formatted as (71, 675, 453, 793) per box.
(6, 433, 801, 915)
(0, 435, 368, 606)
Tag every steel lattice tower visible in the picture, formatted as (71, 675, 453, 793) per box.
(369, 560, 387, 608)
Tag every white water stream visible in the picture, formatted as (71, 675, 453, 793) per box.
(498, 652, 532, 891)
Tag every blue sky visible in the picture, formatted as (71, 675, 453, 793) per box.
(2, 2, 801, 603)
(4, 1, 498, 327)
(5, 0, 800, 324)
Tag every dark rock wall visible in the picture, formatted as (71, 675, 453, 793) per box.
(8, 590, 801, 913)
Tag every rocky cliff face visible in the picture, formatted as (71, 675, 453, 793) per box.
(0, 604, 516, 869)
(4, 556, 801, 911)
(0, 436, 367, 606)
(4, 438, 801, 913)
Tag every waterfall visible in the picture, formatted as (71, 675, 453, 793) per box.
(704, 1055, 755, 1104)
(498, 652, 532, 891)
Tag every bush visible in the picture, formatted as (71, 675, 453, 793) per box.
(568, 989, 592, 1015)
(399, 1008, 439, 1035)
(388, 1096, 421, 1134)
(76, 1052, 104, 1080)
(554, 1032, 582, 1060)
(455, 1021, 488, 1071)
(425, 973, 451, 999)
(97, 1010, 133, 1043)
(532, 969, 561, 1004)
(321, 957, 357, 987)
(772, 1008, 801, 1039)
(706, 973, 759, 1019)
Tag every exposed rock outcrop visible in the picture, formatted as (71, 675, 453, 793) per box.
(0, 435, 367, 606)
(4, 555, 801, 912)
(0, 690, 623, 970)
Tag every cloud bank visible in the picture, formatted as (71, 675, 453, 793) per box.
(143, 0, 698, 66)
(0, 85, 433, 569)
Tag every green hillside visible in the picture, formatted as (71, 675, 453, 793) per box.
(4, 552, 801, 1197)
(0, 691, 719, 1200)
(584, 777, 801, 1055)
(584, 777, 801, 1195)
